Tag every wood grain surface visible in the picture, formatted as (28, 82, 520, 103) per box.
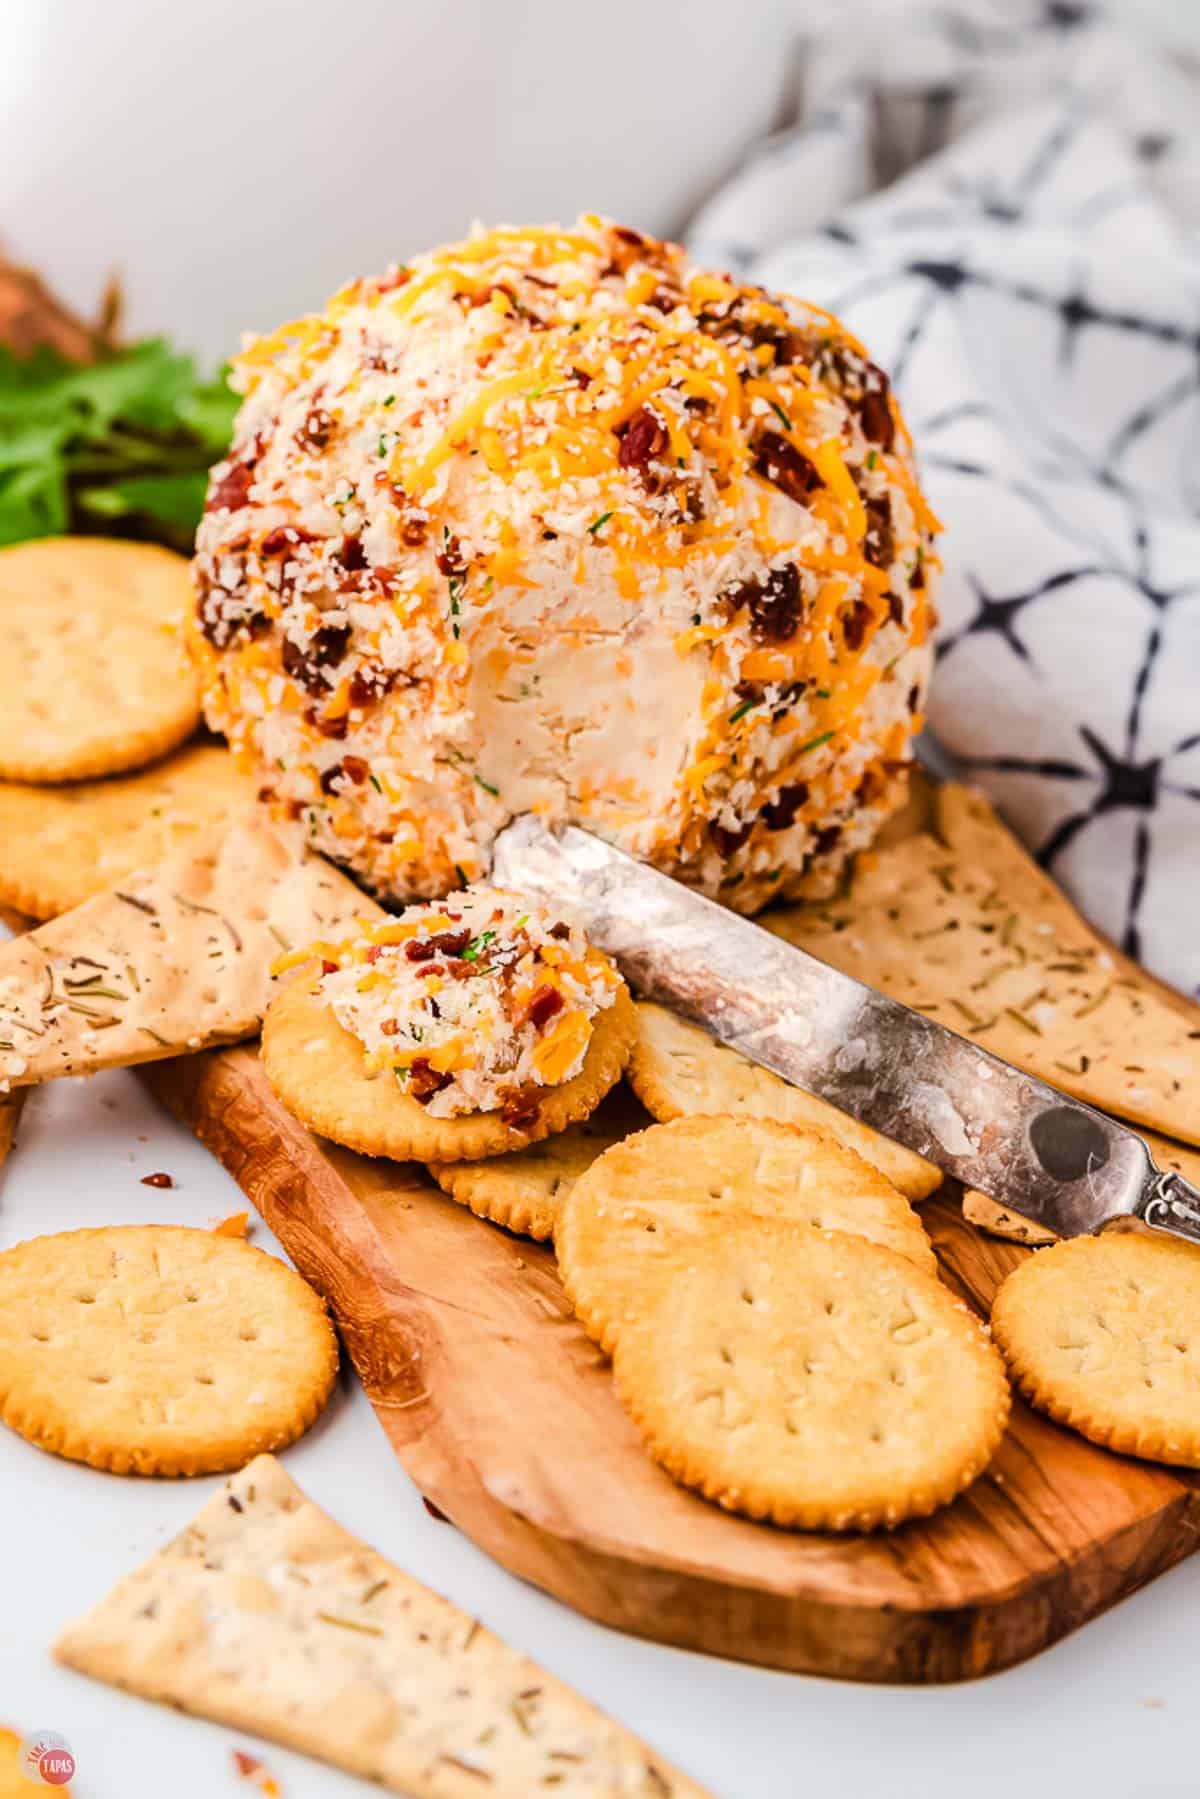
(144, 1046, 1200, 1684)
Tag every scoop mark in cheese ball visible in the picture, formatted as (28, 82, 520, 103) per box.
(274, 886, 621, 1120)
(192, 216, 939, 912)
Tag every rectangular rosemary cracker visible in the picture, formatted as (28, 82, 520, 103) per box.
(54, 1454, 707, 1798)
(768, 782, 1200, 1146)
(0, 813, 375, 1088)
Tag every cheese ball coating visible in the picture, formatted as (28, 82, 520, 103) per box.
(192, 217, 938, 911)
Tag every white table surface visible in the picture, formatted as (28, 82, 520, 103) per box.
(2, 1066, 1197, 1799)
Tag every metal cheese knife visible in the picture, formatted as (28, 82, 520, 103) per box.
(492, 815, 1200, 1246)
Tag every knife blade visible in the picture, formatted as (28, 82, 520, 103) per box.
(491, 815, 1200, 1247)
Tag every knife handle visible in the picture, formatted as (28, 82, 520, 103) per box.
(1134, 1171, 1200, 1248)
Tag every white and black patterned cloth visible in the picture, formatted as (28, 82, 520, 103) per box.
(689, 0, 1200, 997)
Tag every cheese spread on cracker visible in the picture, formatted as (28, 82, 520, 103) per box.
(279, 887, 621, 1120)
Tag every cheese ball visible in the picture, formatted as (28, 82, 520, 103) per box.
(192, 216, 938, 911)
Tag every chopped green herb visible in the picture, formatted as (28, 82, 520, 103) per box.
(728, 697, 757, 724)
(588, 510, 613, 536)
(382, 394, 396, 409)
(474, 774, 499, 797)
(797, 730, 835, 755)
(770, 400, 792, 432)
(461, 929, 497, 963)
(865, 450, 878, 470)
(368, 774, 383, 794)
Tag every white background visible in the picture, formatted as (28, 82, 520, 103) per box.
(3, 0, 1193, 365)
(5, 5, 1200, 1795)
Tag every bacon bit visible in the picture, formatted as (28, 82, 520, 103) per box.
(335, 533, 367, 573)
(297, 406, 335, 452)
(348, 663, 397, 708)
(341, 755, 369, 785)
(206, 461, 254, 514)
(570, 366, 592, 389)
(140, 1171, 174, 1189)
(406, 928, 471, 962)
(500, 1088, 541, 1129)
(814, 824, 842, 855)
(616, 405, 669, 474)
(711, 820, 751, 856)
(887, 590, 905, 626)
(408, 1058, 453, 1103)
(548, 922, 571, 941)
(282, 624, 351, 694)
(864, 495, 895, 569)
(318, 764, 342, 794)
(259, 525, 317, 557)
(753, 432, 821, 504)
(858, 364, 895, 449)
(232, 1750, 262, 1778)
(762, 782, 809, 830)
(526, 985, 564, 1031)
(726, 564, 802, 643)
(911, 559, 926, 590)
(841, 598, 875, 652)
(436, 533, 467, 578)
(322, 959, 339, 975)
(907, 684, 922, 713)
(212, 1212, 250, 1239)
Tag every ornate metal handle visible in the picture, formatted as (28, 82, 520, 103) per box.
(1135, 1172, 1200, 1248)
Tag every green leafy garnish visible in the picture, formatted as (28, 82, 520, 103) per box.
(474, 774, 499, 797)
(587, 510, 613, 536)
(0, 338, 238, 551)
(769, 400, 792, 432)
(728, 697, 758, 724)
(461, 929, 497, 963)
(798, 730, 835, 755)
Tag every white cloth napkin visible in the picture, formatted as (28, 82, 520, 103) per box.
(689, 0, 1200, 997)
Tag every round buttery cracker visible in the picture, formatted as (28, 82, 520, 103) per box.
(0, 1225, 338, 1475)
(0, 743, 257, 919)
(427, 1084, 651, 1241)
(558, 1115, 936, 1355)
(613, 1223, 1009, 1530)
(262, 974, 636, 1162)
(628, 1002, 941, 1202)
(0, 538, 200, 782)
(991, 1232, 1200, 1467)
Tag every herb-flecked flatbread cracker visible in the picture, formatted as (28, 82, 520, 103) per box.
(767, 783, 1200, 1145)
(0, 537, 200, 782)
(0, 1226, 337, 1475)
(991, 1233, 1200, 1467)
(0, 742, 257, 920)
(0, 815, 373, 1088)
(54, 1453, 710, 1796)
(611, 1224, 1009, 1531)
(428, 1084, 652, 1241)
(558, 1115, 935, 1356)
(628, 1002, 941, 1201)
(262, 975, 636, 1163)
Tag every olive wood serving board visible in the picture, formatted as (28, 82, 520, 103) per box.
(143, 1045, 1200, 1684)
